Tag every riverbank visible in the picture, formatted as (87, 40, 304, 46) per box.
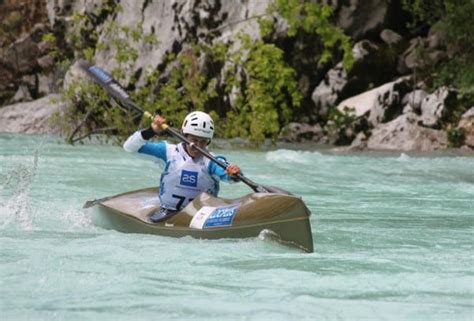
(1, 1, 473, 152)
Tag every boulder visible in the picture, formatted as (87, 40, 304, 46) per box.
(336, 76, 412, 126)
(10, 84, 33, 103)
(37, 73, 53, 96)
(0, 94, 67, 134)
(420, 87, 457, 128)
(279, 122, 324, 143)
(402, 89, 428, 113)
(311, 63, 347, 117)
(0, 23, 48, 74)
(380, 29, 403, 45)
(458, 107, 474, 148)
(427, 23, 447, 51)
(348, 132, 368, 151)
(312, 40, 390, 118)
(367, 112, 448, 151)
(398, 34, 448, 73)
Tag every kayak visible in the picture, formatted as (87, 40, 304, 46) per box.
(86, 187, 314, 253)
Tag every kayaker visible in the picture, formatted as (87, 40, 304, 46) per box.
(123, 111, 241, 222)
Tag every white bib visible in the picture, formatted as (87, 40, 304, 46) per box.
(159, 143, 218, 210)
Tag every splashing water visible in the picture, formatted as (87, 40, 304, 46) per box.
(0, 149, 40, 230)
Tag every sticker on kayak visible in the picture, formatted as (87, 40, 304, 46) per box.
(189, 205, 239, 229)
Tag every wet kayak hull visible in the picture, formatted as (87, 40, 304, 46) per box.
(89, 187, 314, 252)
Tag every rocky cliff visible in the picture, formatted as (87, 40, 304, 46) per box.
(0, 0, 472, 151)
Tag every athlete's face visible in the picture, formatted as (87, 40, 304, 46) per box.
(185, 134, 210, 157)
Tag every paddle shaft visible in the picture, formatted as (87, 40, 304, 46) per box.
(78, 60, 267, 193)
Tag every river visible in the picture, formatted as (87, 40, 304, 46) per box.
(1, 133, 473, 320)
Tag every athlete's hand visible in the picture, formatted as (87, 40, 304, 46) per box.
(226, 163, 240, 176)
(151, 115, 167, 133)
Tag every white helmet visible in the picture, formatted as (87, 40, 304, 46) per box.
(181, 111, 214, 139)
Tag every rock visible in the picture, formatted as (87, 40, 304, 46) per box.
(428, 50, 447, 65)
(380, 29, 403, 45)
(311, 63, 347, 117)
(279, 122, 324, 142)
(420, 87, 457, 128)
(402, 89, 428, 113)
(349, 132, 368, 151)
(399, 37, 423, 71)
(336, 76, 412, 126)
(368, 78, 411, 126)
(38, 55, 55, 70)
(337, 0, 389, 39)
(63, 60, 90, 95)
(367, 112, 448, 151)
(217, 1, 270, 42)
(1, 34, 40, 74)
(427, 23, 447, 50)
(0, 23, 48, 74)
(93, 0, 271, 85)
(11, 84, 33, 103)
(458, 107, 474, 148)
(46, 0, 101, 26)
(0, 94, 67, 134)
(38, 73, 53, 95)
(312, 40, 388, 117)
(398, 34, 448, 73)
(38, 40, 54, 54)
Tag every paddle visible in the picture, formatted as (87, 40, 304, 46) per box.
(77, 60, 290, 195)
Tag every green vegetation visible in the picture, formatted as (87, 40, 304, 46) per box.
(62, 25, 158, 144)
(56, 0, 350, 145)
(401, 0, 474, 146)
(221, 34, 301, 143)
(325, 107, 358, 145)
(402, 0, 474, 99)
(52, 3, 160, 144)
(133, 46, 220, 132)
(446, 126, 466, 148)
(261, 0, 354, 70)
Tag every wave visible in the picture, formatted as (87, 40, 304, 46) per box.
(265, 149, 322, 164)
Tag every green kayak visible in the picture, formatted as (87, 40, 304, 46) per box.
(86, 187, 314, 253)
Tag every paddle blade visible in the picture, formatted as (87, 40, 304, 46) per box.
(77, 60, 143, 114)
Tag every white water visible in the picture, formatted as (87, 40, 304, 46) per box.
(1, 134, 473, 320)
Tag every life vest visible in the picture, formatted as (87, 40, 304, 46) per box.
(159, 143, 219, 210)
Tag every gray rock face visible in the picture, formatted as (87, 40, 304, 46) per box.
(420, 87, 457, 128)
(279, 122, 324, 143)
(93, 0, 270, 84)
(0, 94, 66, 134)
(368, 78, 411, 126)
(348, 132, 368, 151)
(380, 29, 403, 45)
(398, 32, 449, 74)
(402, 89, 428, 113)
(1, 24, 46, 74)
(337, 0, 389, 39)
(367, 112, 448, 151)
(312, 40, 385, 117)
(336, 76, 412, 126)
(311, 63, 347, 117)
(458, 107, 474, 148)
